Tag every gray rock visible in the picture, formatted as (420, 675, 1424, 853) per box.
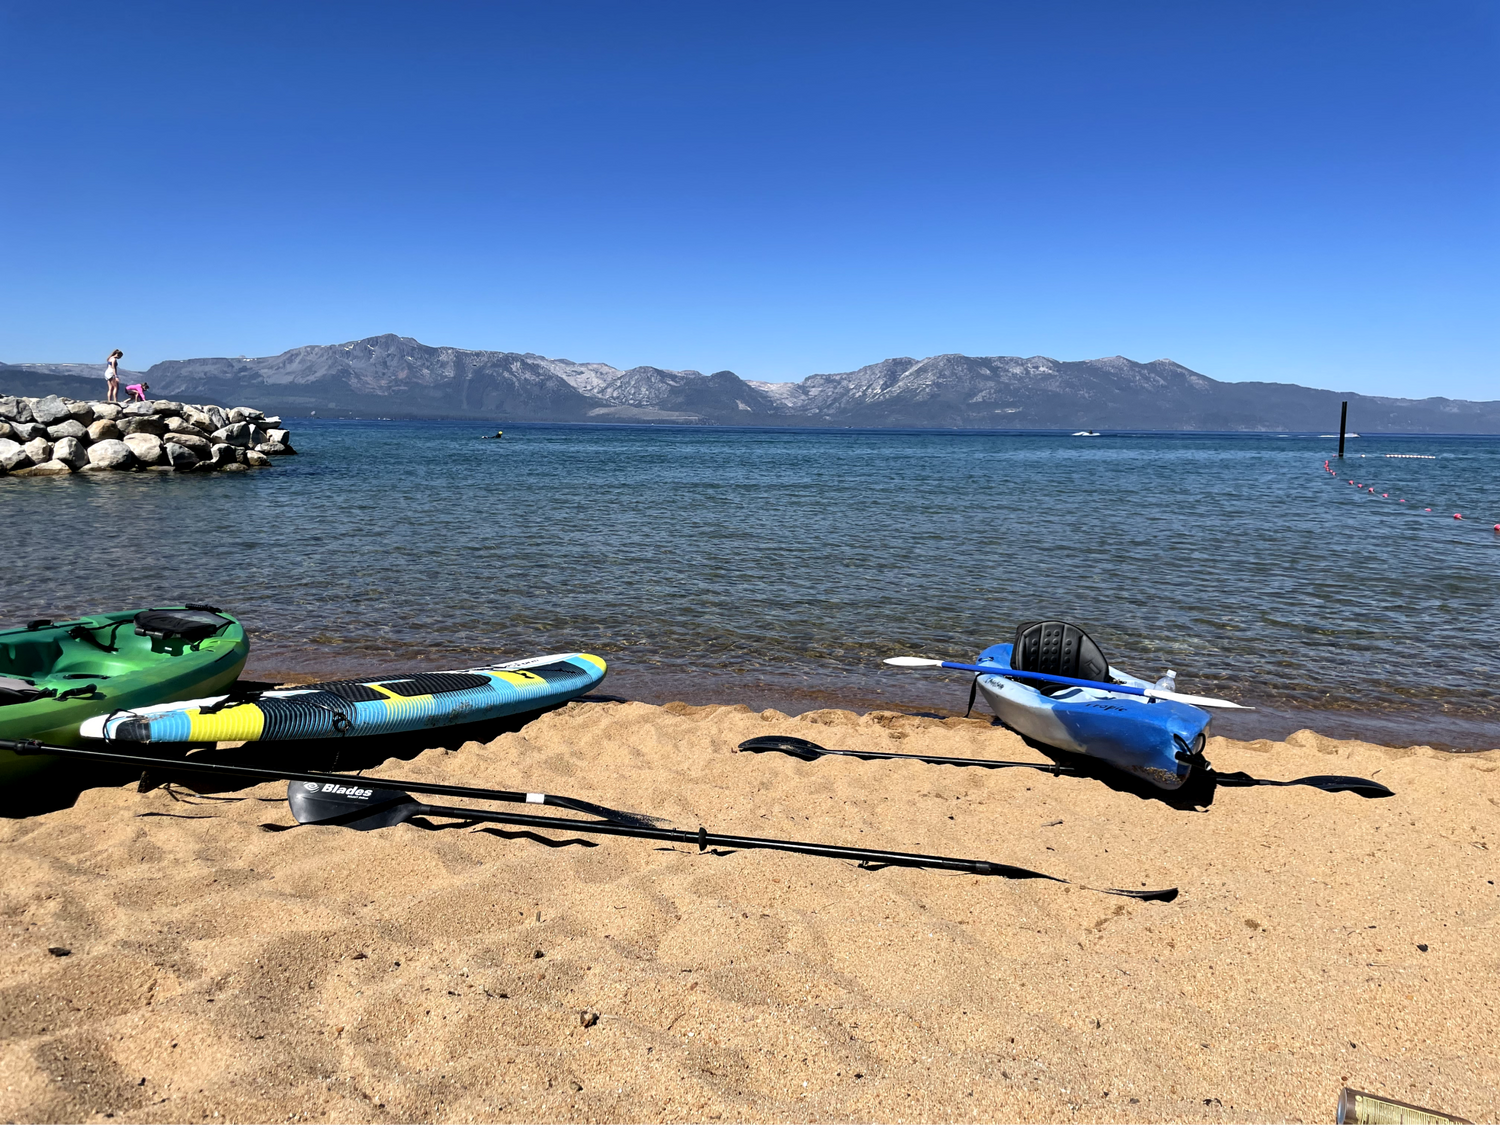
(163, 416, 200, 435)
(0, 396, 32, 423)
(30, 395, 74, 426)
(91, 402, 123, 421)
(66, 401, 95, 426)
(13, 460, 74, 476)
(167, 432, 210, 457)
(265, 428, 291, 445)
(243, 448, 272, 468)
(219, 462, 250, 472)
(23, 437, 53, 464)
(150, 400, 186, 416)
(184, 408, 216, 432)
(255, 442, 290, 456)
(9, 421, 47, 442)
(46, 419, 88, 441)
(121, 401, 155, 417)
(164, 442, 200, 469)
(53, 436, 89, 471)
(0, 438, 32, 472)
(228, 407, 265, 423)
(87, 418, 123, 442)
(123, 432, 165, 465)
(0, 422, 14, 442)
(205, 406, 229, 430)
(119, 415, 168, 436)
(207, 442, 237, 469)
(86, 439, 136, 470)
(211, 422, 256, 448)
(260, 416, 283, 429)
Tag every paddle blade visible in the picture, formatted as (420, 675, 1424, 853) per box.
(737, 735, 825, 761)
(1288, 775, 1394, 798)
(1147, 688, 1253, 710)
(287, 781, 417, 830)
(884, 657, 944, 667)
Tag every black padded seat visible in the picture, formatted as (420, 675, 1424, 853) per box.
(1011, 621, 1112, 692)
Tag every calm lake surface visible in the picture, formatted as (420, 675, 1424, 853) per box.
(6, 421, 1498, 748)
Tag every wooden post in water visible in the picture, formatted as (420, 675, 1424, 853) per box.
(1337, 401, 1348, 458)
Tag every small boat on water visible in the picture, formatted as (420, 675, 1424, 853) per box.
(0, 607, 249, 783)
(973, 621, 1210, 789)
(82, 652, 607, 743)
(1071, 430, 1101, 436)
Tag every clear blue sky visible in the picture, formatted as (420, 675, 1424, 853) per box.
(2, 1, 1495, 397)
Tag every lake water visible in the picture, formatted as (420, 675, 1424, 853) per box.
(6, 421, 1498, 748)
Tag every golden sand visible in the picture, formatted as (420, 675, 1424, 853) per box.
(1, 701, 1496, 1123)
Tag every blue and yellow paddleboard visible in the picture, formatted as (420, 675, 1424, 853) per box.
(79, 653, 606, 743)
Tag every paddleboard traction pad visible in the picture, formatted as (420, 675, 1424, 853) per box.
(80, 653, 606, 743)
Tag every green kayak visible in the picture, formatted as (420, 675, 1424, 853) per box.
(0, 607, 249, 785)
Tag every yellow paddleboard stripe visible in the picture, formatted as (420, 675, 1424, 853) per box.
(493, 671, 545, 688)
(186, 705, 265, 742)
(575, 653, 606, 672)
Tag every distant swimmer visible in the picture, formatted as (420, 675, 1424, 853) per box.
(481, 428, 504, 439)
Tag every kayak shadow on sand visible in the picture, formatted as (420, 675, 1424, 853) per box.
(1, 703, 567, 820)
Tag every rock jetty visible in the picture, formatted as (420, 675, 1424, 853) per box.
(0, 395, 295, 476)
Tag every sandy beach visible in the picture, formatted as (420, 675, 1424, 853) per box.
(1, 700, 1495, 1123)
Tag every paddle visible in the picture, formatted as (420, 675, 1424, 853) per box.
(737, 735, 1391, 797)
(286, 781, 1180, 902)
(737, 734, 1082, 775)
(0, 738, 662, 827)
(884, 657, 1253, 709)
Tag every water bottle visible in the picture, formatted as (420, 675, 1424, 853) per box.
(1153, 670, 1177, 691)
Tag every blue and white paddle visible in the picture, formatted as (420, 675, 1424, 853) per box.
(883, 657, 1253, 710)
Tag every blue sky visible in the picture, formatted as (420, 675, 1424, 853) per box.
(2, 1, 1495, 396)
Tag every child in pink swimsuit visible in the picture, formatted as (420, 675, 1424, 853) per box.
(124, 381, 149, 402)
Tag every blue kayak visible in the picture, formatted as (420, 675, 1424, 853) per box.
(973, 623, 1210, 790)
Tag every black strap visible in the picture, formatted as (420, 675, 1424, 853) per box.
(964, 674, 979, 718)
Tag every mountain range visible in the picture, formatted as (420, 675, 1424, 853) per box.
(4, 334, 1497, 432)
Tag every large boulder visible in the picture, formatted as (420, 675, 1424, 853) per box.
(87, 418, 122, 442)
(53, 436, 89, 471)
(255, 442, 291, 456)
(46, 419, 88, 441)
(183, 407, 216, 433)
(211, 422, 256, 448)
(204, 405, 229, 430)
(66, 401, 95, 425)
(164, 442, 200, 470)
(92, 402, 123, 421)
(23, 437, 53, 464)
(14, 460, 74, 476)
(0, 422, 14, 442)
(0, 396, 33, 423)
(122, 432, 165, 465)
(119, 415, 168, 436)
(30, 395, 74, 426)
(163, 415, 198, 434)
(85, 439, 136, 470)
(167, 431, 211, 457)
(228, 407, 265, 423)
(0, 438, 32, 472)
(150, 400, 186, 416)
(260, 416, 283, 429)
(9, 421, 47, 442)
(121, 401, 155, 417)
(207, 442, 237, 470)
(243, 448, 272, 468)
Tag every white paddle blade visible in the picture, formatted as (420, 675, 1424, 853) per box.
(883, 657, 945, 667)
(1147, 688, 1253, 710)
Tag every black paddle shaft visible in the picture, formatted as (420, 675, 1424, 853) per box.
(286, 782, 1179, 902)
(0, 738, 658, 826)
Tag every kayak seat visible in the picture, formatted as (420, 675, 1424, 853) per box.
(134, 608, 234, 644)
(1012, 621, 1112, 694)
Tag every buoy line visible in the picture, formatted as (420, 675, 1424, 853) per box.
(1321, 460, 1498, 532)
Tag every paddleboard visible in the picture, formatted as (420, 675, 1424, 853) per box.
(80, 652, 606, 743)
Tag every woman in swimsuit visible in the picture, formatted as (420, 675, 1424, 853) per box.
(105, 350, 123, 403)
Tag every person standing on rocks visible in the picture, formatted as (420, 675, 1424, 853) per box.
(105, 349, 123, 403)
